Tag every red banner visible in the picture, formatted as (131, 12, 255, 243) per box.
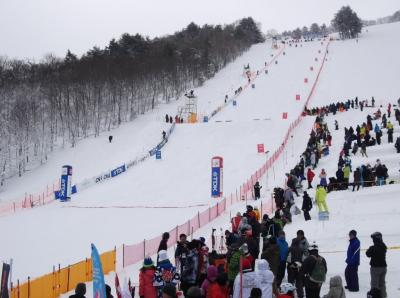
(257, 144, 265, 153)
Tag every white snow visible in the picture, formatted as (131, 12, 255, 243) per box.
(1, 22, 400, 298)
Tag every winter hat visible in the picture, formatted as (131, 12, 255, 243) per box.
(186, 286, 203, 298)
(371, 232, 382, 241)
(162, 284, 177, 298)
(236, 212, 242, 217)
(256, 259, 270, 271)
(241, 258, 252, 270)
(250, 287, 262, 298)
(280, 283, 296, 294)
(207, 265, 218, 281)
(239, 243, 249, 254)
(199, 237, 206, 244)
(367, 288, 382, 298)
(143, 256, 154, 267)
(158, 250, 169, 262)
(309, 241, 319, 251)
(75, 283, 86, 295)
(349, 230, 357, 237)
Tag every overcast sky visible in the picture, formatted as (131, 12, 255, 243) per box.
(0, 0, 398, 60)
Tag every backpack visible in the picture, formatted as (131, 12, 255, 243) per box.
(309, 256, 326, 284)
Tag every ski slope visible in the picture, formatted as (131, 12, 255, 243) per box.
(2, 22, 400, 298)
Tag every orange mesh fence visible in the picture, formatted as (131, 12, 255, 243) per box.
(11, 249, 115, 298)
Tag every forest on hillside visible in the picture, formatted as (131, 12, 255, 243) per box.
(0, 17, 264, 184)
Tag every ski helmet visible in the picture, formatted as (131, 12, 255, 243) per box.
(280, 283, 296, 294)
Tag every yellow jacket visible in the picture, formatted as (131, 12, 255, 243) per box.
(316, 187, 327, 203)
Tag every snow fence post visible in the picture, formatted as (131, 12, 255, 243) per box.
(197, 212, 200, 229)
(66, 265, 70, 292)
(236, 189, 238, 202)
(175, 226, 178, 243)
(187, 220, 190, 237)
(122, 244, 125, 268)
(217, 202, 219, 216)
(209, 207, 211, 223)
(143, 239, 146, 259)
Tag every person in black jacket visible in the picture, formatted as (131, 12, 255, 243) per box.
(395, 137, 400, 153)
(287, 239, 305, 298)
(301, 243, 327, 298)
(301, 191, 312, 221)
(157, 232, 170, 264)
(254, 181, 262, 200)
(366, 232, 387, 298)
(69, 283, 86, 298)
(175, 233, 189, 260)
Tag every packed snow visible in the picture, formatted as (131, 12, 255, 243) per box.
(1, 22, 400, 298)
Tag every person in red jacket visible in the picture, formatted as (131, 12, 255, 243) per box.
(139, 257, 157, 298)
(307, 168, 315, 189)
(231, 212, 242, 234)
(207, 273, 229, 298)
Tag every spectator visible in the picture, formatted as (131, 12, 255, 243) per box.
(233, 259, 256, 298)
(319, 169, 328, 189)
(162, 284, 177, 298)
(261, 237, 280, 278)
(301, 191, 313, 221)
(345, 230, 360, 292)
(366, 232, 387, 298)
(69, 283, 86, 298)
(322, 276, 345, 298)
(201, 265, 218, 297)
(139, 257, 157, 298)
(276, 231, 289, 286)
(315, 185, 329, 213)
(255, 259, 275, 298)
(307, 168, 315, 189)
(154, 250, 180, 298)
(302, 243, 327, 298)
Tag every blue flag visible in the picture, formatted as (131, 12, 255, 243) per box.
(91, 244, 106, 298)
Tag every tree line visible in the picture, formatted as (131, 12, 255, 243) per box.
(0, 17, 264, 185)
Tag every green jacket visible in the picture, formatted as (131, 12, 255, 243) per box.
(228, 250, 243, 281)
(343, 166, 351, 179)
(316, 187, 327, 203)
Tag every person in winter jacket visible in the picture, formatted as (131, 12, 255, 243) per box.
(153, 250, 180, 298)
(157, 232, 170, 262)
(386, 121, 394, 143)
(201, 265, 218, 297)
(231, 212, 242, 234)
(307, 168, 315, 189)
(395, 137, 400, 153)
(283, 188, 295, 208)
(302, 191, 313, 221)
(278, 282, 296, 298)
(69, 283, 86, 298)
(287, 238, 305, 298)
(366, 232, 387, 298)
(302, 243, 327, 298)
(374, 124, 382, 145)
(253, 207, 261, 222)
(276, 231, 289, 286)
(315, 185, 329, 212)
(207, 273, 229, 298)
(139, 257, 157, 298)
(336, 167, 344, 190)
(310, 151, 317, 169)
(232, 259, 257, 298)
(179, 242, 199, 294)
(319, 169, 328, 189)
(352, 168, 361, 191)
(261, 236, 280, 278)
(105, 285, 114, 298)
(228, 245, 243, 286)
(255, 259, 275, 298)
(345, 230, 360, 292)
(254, 182, 262, 200)
(343, 165, 351, 189)
(322, 276, 345, 298)
(175, 234, 189, 264)
(238, 217, 252, 234)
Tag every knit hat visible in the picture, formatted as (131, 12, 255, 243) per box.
(207, 265, 218, 281)
(158, 250, 168, 262)
(162, 284, 177, 298)
(186, 286, 202, 298)
(349, 230, 357, 237)
(143, 256, 154, 267)
(75, 283, 86, 295)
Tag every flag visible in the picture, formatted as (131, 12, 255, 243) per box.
(282, 112, 288, 119)
(1, 263, 10, 298)
(91, 244, 106, 298)
(115, 274, 122, 298)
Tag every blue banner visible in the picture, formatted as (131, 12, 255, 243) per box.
(211, 167, 221, 197)
(59, 165, 72, 201)
(111, 165, 126, 177)
(91, 244, 106, 298)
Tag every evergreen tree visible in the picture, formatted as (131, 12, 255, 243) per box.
(332, 6, 362, 39)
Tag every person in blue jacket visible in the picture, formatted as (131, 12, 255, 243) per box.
(345, 230, 360, 292)
(276, 230, 289, 286)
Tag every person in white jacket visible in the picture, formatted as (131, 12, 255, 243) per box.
(255, 259, 275, 298)
(233, 259, 257, 298)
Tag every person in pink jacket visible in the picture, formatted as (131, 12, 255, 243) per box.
(201, 265, 218, 297)
(139, 257, 157, 298)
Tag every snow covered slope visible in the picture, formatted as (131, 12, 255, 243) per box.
(2, 22, 400, 298)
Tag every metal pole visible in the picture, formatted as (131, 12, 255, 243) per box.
(265, 151, 270, 192)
